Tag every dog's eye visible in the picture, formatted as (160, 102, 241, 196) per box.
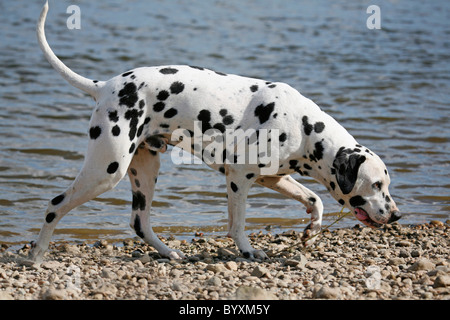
(372, 181, 382, 190)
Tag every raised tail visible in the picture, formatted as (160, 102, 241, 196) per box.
(37, 1, 103, 98)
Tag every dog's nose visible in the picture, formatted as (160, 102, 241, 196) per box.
(388, 210, 401, 223)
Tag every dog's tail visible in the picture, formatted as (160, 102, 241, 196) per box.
(37, 1, 103, 99)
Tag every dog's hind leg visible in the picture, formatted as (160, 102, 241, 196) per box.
(128, 147, 185, 259)
(29, 136, 133, 263)
(256, 175, 323, 245)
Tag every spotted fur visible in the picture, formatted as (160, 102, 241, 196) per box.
(29, 2, 400, 263)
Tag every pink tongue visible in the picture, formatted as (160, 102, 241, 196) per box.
(355, 208, 369, 221)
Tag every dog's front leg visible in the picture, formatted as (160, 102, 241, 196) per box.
(256, 175, 323, 246)
(225, 168, 267, 259)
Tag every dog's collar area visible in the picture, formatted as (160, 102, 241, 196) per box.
(354, 207, 381, 228)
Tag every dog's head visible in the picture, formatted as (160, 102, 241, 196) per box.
(331, 146, 400, 227)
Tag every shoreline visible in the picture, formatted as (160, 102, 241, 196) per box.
(0, 221, 449, 300)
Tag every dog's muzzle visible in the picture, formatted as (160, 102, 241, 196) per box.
(388, 210, 402, 223)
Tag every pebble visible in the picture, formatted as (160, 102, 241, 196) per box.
(408, 258, 436, 271)
(434, 275, 450, 288)
(1, 222, 449, 300)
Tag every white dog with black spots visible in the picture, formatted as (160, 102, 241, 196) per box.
(29, 2, 400, 263)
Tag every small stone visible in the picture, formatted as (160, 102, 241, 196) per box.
(434, 275, 450, 288)
(408, 259, 436, 271)
(430, 220, 444, 227)
(411, 250, 421, 258)
(218, 247, 239, 258)
(306, 260, 328, 269)
(233, 286, 276, 300)
(41, 287, 66, 300)
(399, 250, 410, 258)
(313, 286, 341, 299)
(207, 276, 221, 286)
(396, 240, 412, 247)
(206, 263, 227, 273)
(225, 261, 238, 271)
(389, 258, 405, 266)
(41, 261, 62, 270)
(251, 265, 270, 278)
(285, 254, 308, 269)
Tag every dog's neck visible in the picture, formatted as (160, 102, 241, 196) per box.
(299, 113, 358, 194)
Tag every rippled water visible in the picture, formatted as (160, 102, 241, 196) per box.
(0, 0, 449, 244)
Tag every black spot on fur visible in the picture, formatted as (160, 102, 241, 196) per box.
(230, 182, 238, 192)
(222, 115, 234, 125)
(308, 197, 316, 203)
(153, 102, 165, 112)
(213, 123, 226, 133)
(118, 82, 138, 108)
(330, 181, 336, 190)
(157, 90, 170, 101)
(349, 196, 367, 207)
(313, 141, 324, 161)
(129, 143, 136, 154)
(132, 191, 146, 211)
(137, 124, 144, 137)
(111, 125, 121, 136)
(250, 85, 258, 92)
(170, 81, 185, 94)
(122, 71, 133, 77)
(133, 215, 144, 238)
(246, 173, 255, 179)
(138, 100, 145, 109)
(45, 212, 56, 223)
(51, 194, 65, 206)
(125, 109, 143, 141)
(107, 162, 119, 174)
(160, 67, 178, 75)
(279, 133, 287, 142)
(219, 166, 225, 174)
(108, 110, 119, 123)
(254, 102, 275, 124)
(338, 199, 345, 205)
(314, 122, 325, 133)
(219, 109, 228, 116)
(304, 163, 312, 170)
(197, 109, 212, 133)
(302, 116, 313, 136)
(333, 147, 366, 194)
(164, 108, 178, 118)
(89, 126, 101, 140)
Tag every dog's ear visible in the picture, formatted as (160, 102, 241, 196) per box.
(333, 148, 366, 194)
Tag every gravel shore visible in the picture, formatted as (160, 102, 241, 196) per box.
(0, 221, 449, 300)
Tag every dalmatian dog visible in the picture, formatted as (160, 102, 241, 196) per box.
(29, 2, 400, 263)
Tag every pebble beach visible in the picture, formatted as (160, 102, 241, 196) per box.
(0, 221, 449, 301)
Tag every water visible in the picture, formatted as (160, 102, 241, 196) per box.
(0, 0, 449, 245)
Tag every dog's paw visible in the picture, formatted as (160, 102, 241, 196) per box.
(241, 249, 268, 260)
(165, 249, 186, 260)
(301, 223, 321, 247)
